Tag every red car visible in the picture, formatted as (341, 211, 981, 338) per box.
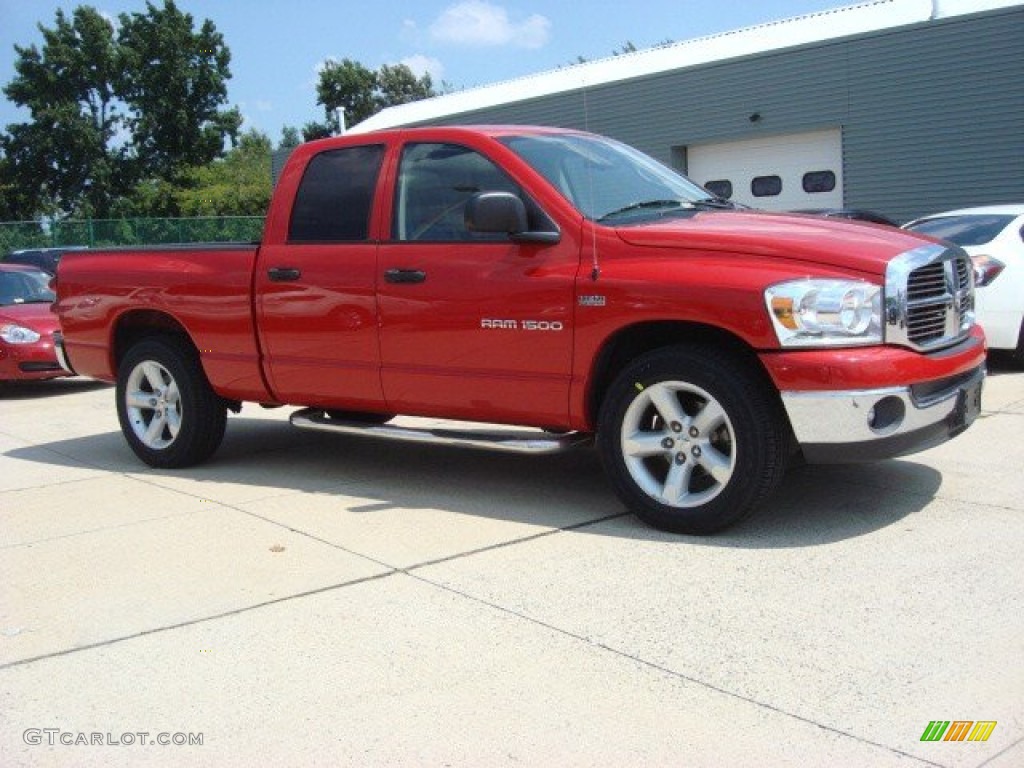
(0, 263, 69, 381)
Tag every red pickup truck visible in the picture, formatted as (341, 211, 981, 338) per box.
(54, 126, 986, 534)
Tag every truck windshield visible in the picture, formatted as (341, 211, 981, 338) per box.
(500, 133, 713, 222)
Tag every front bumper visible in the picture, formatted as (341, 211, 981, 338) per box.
(782, 365, 984, 462)
(0, 337, 71, 381)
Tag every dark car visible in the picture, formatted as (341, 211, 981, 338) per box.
(2, 247, 87, 276)
(792, 208, 899, 227)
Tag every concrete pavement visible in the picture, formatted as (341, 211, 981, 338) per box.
(1, 363, 1022, 767)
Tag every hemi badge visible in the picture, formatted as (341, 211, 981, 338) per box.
(579, 295, 606, 307)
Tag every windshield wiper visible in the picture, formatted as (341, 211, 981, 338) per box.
(597, 199, 684, 222)
(692, 197, 739, 210)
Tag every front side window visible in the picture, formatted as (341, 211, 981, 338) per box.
(289, 144, 385, 242)
(393, 143, 528, 242)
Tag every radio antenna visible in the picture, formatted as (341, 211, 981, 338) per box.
(581, 77, 600, 281)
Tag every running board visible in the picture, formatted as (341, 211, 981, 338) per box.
(290, 408, 592, 454)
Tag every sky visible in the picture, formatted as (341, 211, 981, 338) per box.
(0, 0, 858, 144)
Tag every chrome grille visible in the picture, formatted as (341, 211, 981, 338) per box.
(885, 244, 974, 351)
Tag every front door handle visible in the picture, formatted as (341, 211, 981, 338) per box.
(268, 267, 301, 282)
(384, 268, 427, 284)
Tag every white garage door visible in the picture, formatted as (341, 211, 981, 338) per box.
(686, 128, 843, 211)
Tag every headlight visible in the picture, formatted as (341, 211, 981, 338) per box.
(0, 324, 42, 344)
(765, 279, 882, 347)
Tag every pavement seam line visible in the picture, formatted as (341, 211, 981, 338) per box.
(975, 733, 1024, 767)
(0, 570, 396, 671)
(121, 467, 631, 575)
(405, 568, 949, 768)
(0, 491, 627, 671)
(0, 509, 205, 550)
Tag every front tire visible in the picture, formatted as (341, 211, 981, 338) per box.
(597, 345, 788, 534)
(116, 337, 227, 468)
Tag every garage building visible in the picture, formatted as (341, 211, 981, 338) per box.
(351, 0, 1024, 223)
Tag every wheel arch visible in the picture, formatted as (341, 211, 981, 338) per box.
(585, 321, 782, 428)
(112, 310, 194, 372)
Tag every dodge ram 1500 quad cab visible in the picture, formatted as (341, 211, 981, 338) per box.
(54, 126, 986, 534)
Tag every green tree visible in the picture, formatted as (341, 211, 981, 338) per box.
(117, 0, 240, 181)
(119, 129, 272, 218)
(278, 126, 301, 150)
(175, 129, 272, 216)
(1, 7, 125, 218)
(0, 1, 238, 219)
(375, 63, 434, 111)
(314, 59, 435, 133)
(316, 58, 377, 128)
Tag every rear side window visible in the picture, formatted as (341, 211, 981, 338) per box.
(289, 144, 385, 242)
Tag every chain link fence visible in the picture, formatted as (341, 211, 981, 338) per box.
(0, 217, 265, 253)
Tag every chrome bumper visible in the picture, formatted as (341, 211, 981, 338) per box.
(782, 365, 984, 462)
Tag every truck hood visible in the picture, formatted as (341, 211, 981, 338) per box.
(613, 211, 927, 276)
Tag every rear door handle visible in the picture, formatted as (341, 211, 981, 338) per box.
(268, 267, 301, 282)
(384, 268, 427, 284)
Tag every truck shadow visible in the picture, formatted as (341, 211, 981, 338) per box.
(5, 414, 942, 549)
(0, 378, 110, 400)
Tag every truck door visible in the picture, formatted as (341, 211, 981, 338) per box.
(377, 141, 579, 426)
(255, 143, 386, 409)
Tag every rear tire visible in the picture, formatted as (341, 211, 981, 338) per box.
(597, 345, 788, 534)
(1013, 318, 1024, 368)
(116, 337, 227, 468)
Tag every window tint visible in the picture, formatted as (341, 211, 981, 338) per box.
(802, 171, 836, 194)
(751, 176, 782, 197)
(703, 180, 733, 199)
(905, 214, 1015, 246)
(394, 143, 531, 242)
(289, 144, 385, 242)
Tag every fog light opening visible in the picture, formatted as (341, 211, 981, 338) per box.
(867, 395, 905, 435)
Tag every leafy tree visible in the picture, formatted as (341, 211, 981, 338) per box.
(314, 60, 435, 133)
(375, 64, 434, 111)
(301, 121, 334, 142)
(1, 7, 126, 218)
(117, 0, 240, 181)
(119, 129, 271, 218)
(175, 130, 272, 216)
(316, 58, 378, 129)
(278, 126, 301, 150)
(1, 1, 238, 219)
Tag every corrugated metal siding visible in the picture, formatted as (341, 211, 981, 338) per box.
(409, 7, 1024, 224)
